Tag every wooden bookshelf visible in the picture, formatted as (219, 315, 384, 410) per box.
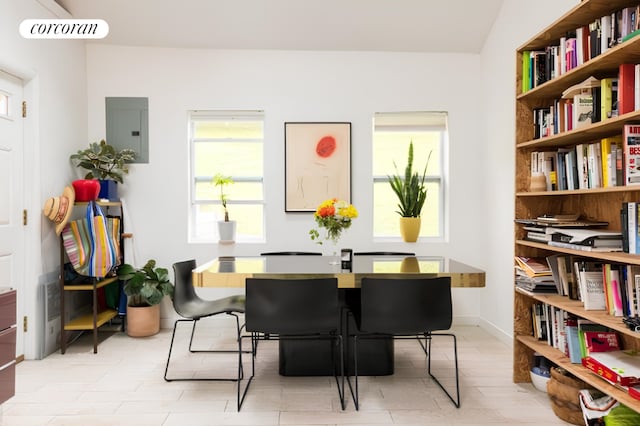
(514, 0, 640, 414)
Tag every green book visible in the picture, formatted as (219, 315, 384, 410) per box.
(577, 319, 609, 359)
(522, 50, 531, 94)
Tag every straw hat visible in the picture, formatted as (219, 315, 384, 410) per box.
(42, 186, 75, 235)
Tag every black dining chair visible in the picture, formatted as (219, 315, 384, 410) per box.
(260, 251, 322, 255)
(346, 276, 459, 410)
(237, 277, 345, 411)
(164, 259, 248, 382)
(353, 251, 415, 256)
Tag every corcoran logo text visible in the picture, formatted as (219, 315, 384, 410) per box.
(19, 19, 109, 39)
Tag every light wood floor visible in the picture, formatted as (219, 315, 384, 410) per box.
(0, 322, 571, 425)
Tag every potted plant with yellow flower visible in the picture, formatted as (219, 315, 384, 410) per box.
(309, 198, 358, 261)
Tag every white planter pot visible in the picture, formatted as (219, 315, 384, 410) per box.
(217, 220, 236, 243)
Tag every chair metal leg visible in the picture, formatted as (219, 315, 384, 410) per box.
(331, 333, 346, 410)
(344, 312, 359, 410)
(237, 332, 345, 411)
(237, 328, 256, 411)
(353, 335, 360, 410)
(187, 313, 251, 354)
(426, 332, 460, 408)
(164, 315, 247, 382)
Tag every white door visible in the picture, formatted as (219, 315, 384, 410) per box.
(0, 69, 24, 357)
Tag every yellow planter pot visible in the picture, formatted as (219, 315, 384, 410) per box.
(399, 217, 421, 243)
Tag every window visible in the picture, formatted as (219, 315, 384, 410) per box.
(372, 111, 447, 239)
(189, 110, 264, 242)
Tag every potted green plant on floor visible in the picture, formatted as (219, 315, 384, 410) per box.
(213, 173, 236, 243)
(388, 141, 432, 242)
(70, 139, 136, 200)
(117, 259, 174, 337)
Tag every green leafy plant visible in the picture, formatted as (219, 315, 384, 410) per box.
(117, 259, 174, 307)
(388, 141, 432, 217)
(212, 173, 234, 221)
(70, 139, 136, 183)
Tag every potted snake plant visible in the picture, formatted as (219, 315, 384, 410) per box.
(388, 141, 432, 242)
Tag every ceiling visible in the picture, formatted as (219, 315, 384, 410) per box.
(55, 0, 503, 53)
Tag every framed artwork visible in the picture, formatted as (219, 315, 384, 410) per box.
(284, 122, 351, 212)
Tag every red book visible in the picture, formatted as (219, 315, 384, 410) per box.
(618, 63, 636, 114)
(629, 385, 640, 400)
(582, 350, 640, 387)
(584, 331, 620, 353)
(624, 124, 640, 185)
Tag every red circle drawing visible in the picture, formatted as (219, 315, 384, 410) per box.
(316, 136, 336, 158)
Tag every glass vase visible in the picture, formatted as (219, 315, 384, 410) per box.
(326, 239, 340, 265)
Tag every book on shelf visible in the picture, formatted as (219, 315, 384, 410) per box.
(521, 50, 531, 93)
(546, 254, 564, 295)
(563, 76, 600, 130)
(623, 124, 640, 185)
(629, 385, 640, 401)
(579, 389, 619, 425)
(601, 137, 621, 187)
(621, 201, 638, 253)
(619, 63, 636, 115)
(548, 241, 622, 252)
(515, 276, 558, 294)
(550, 228, 622, 247)
(531, 303, 546, 341)
(583, 350, 640, 387)
(627, 264, 640, 317)
(584, 331, 620, 354)
(524, 230, 552, 243)
(576, 262, 606, 311)
(601, 14, 612, 55)
(603, 264, 624, 317)
(578, 319, 610, 360)
(587, 142, 602, 188)
(536, 214, 580, 222)
(514, 256, 552, 278)
(601, 77, 617, 120)
(576, 143, 588, 189)
(565, 317, 582, 363)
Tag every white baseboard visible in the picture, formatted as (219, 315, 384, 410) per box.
(477, 317, 512, 347)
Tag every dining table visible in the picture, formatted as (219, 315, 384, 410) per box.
(192, 254, 485, 376)
(193, 254, 485, 288)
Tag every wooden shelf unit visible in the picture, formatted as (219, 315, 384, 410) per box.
(59, 201, 124, 354)
(514, 0, 640, 414)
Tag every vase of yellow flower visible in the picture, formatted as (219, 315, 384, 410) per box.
(309, 198, 358, 262)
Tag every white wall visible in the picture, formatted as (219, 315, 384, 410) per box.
(1, 0, 87, 358)
(4, 0, 585, 357)
(85, 45, 489, 323)
(480, 0, 578, 343)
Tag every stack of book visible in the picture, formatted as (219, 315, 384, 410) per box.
(583, 349, 640, 389)
(517, 215, 622, 252)
(514, 256, 557, 293)
(548, 228, 623, 252)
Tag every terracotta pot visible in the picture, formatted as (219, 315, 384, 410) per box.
(126, 304, 160, 337)
(399, 217, 421, 242)
(72, 179, 100, 202)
